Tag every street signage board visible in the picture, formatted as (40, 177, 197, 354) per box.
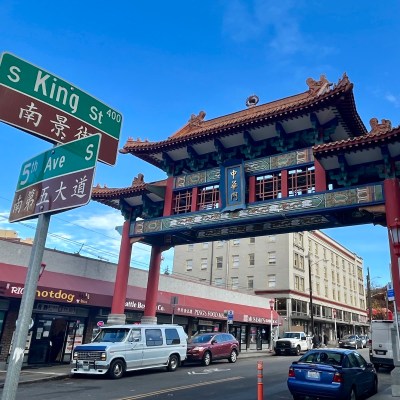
(387, 282, 395, 301)
(0, 52, 122, 165)
(9, 134, 101, 222)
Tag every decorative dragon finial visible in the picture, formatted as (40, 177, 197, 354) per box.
(188, 110, 206, 127)
(369, 118, 392, 135)
(306, 74, 333, 96)
(132, 173, 144, 186)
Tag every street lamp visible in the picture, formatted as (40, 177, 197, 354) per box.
(269, 298, 275, 351)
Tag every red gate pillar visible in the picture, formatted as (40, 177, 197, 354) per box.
(383, 178, 400, 312)
(141, 245, 165, 325)
(107, 220, 133, 325)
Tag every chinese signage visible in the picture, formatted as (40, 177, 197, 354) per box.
(220, 160, 246, 212)
(9, 134, 100, 222)
(0, 52, 122, 165)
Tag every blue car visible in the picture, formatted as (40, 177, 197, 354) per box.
(287, 348, 378, 400)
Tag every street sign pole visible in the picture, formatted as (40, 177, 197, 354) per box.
(1, 213, 50, 400)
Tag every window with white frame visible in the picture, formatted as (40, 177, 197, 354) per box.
(247, 276, 254, 289)
(268, 274, 276, 288)
(186, 259, 193, 271)
(232, 255, 240, 268)
(214, 278, 224, 287)
(216, 256, 223, 269)
(249, 237, 255, 244)
(231, 277, 239, 290)
(202, 242, 209, 249)
(233, 239, 240, 246)
(267, 235, 276, 243)
(201, 258, 208, 270)
(249, 253, 255, 266)
(217, 241, 224, 247)
(268, 251, 276, 264)
(188, 244, 194, 251)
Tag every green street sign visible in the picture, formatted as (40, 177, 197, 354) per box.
(9, 135, 100, 222)
(0, 52, 122, 165)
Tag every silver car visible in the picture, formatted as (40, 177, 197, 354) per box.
(338, 334, 363, 349)
(359, 335, 368, 348)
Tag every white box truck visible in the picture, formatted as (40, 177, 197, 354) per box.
(369, 320, 394, 371)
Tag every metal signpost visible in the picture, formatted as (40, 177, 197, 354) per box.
(9, 134, 101, 222)
(2, 136, 100, 400)
(0, 52, 122, 165)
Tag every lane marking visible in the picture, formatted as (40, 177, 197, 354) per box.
(118, 376, 244, 400)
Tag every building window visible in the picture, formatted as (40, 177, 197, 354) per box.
(232, 239, 240, 246)
(255, 172, 282, 200)
(294, 275, 305, 291)
(214, 278, 224, 287)
(201, 258, 208, 270)
(267, 235, 276, 243)
(232, 255, 239, 268)
(268, 251, 276, 264)
(249, 237, 255, 244)
(247, 276, 254, 289)
(217, 240, 224, 247)
(188, 244, 194, 251)
(202, 242, 209, 249)
(249, 253, 255, 266)
(186, 259, 193, 271)
(172, 189, 192, 214)
(231, 277, 239, 290)
(197, 184, 219, 210)
(288, 165, 315, 196)
(268, 274, 276, 288)
(216, 256, 223, 269)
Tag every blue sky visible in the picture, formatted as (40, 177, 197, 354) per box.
(0, 0, 399, 287)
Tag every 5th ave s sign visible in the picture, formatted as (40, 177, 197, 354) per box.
(9, 134, 101, 222)
(0, 52, 122, 165)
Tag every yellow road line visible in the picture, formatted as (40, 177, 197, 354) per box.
(118, 376, 244, 400)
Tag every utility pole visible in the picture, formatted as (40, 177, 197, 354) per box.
(367, 267, 372, 323)
(308, 256, 314, 336)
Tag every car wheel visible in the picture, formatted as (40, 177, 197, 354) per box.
(348, 387, 357, 400)
(373, 363, 380, 371)
(202, 351, 211, 366)
(228, 349, 238, 363)
(108, 359, 125, 379)
(275, 349, 281, 356)
(167, 354, 179, 372)
(295, 346, 301, 356)
(371, 377, 378, 395)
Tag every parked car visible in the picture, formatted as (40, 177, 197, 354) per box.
(287, 348, 378, 400)
(358, 335, 368, 348)
(338, 334, 363, 349)
(187, 332, 239, 366)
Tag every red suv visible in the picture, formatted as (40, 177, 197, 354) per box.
(187, 333, 239, 366)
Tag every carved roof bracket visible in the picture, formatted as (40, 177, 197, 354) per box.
(243, 130, 265, 159)
(213, 138, 227, 164)
(119, 198, 133, 220)
(380, 144, 395, 178)
(142, 194, 163, 219)
(161, 151, 175, 176)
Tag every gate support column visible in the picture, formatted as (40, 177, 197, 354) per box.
(383, 178, 400, 398)
(141, 245, 165, 325)
(107, 220, 133, 325)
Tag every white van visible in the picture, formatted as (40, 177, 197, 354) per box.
(369, 320, 394, 371)
(71, 324, 188, 379)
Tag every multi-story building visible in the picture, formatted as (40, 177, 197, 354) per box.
(173, 230, 368, 341)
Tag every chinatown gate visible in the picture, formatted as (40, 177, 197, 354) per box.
(92, 73, 400, 334)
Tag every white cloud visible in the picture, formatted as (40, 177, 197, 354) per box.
(72, 210, 124, 231)
(385, 93, 400, 108)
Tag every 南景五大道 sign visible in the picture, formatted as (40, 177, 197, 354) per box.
(0, 52, 122, 165)
(9, 134, 101, 222)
